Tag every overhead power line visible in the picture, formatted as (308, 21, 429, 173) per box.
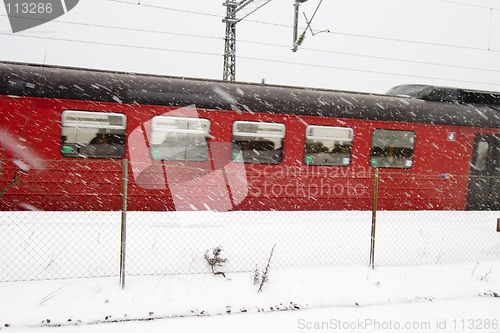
(0, 14, 221, 41)
(2, 1, 499, 88)
(103, 0, 499, 53)
(106, 0, 222, 18)
(2, 32, 499, 88)
(1, 14, 497, 69)
(324, 30, 499, 53)
(436, 0, 500, 10)
(0, 32, 222, 57)
(237, 54, 500, 87)
(1, 10, 499, 74)
(1, 14, 498, 74)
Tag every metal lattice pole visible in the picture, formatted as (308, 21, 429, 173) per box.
(222, 0, 271, 81)
(223, 1, 238, 81)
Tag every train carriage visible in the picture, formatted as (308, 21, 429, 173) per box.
(0, 62, 499, 211)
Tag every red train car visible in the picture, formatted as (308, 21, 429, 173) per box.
(0, 62, 499, 211)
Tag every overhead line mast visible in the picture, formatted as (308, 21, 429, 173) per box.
(222, 0, 271, 81)
(292, 0, 327, 52)
(292, 0, 308, 52)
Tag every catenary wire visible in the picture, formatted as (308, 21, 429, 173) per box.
(1, 32, 499, 87)
(104, 0, 500, 53)
(1, 14, 498, 74)
(435, 0, 500, 10)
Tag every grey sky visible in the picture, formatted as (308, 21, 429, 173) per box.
(1, 0, 499, 93)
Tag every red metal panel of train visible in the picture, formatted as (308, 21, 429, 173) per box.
(0, 62, 499, 211)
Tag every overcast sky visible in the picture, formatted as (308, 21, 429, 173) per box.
(1, 0, 499, 94)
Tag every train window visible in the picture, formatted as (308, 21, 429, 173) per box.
(61, 110, 126, 159)
(370, 129, 415, 168)
(304, 126, 353, 166)
(497, 142, 500, 171)
(472, 141, 489, 171)
(150, 116, 210, 162)
(232, 121, 285, 164)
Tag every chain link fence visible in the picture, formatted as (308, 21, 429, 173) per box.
(0, 211, 120, 281)
(1, 159, 499, 282)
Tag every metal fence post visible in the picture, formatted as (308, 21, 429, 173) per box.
(119, 159, 128, 289)
(369, 168, 379, 270)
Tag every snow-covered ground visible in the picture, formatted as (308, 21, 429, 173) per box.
(1, 210, 500, 332)
(2, 262, 500, 332)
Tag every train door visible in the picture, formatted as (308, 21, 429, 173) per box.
(466, 134, 500, 210)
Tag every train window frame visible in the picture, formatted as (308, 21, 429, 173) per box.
(370, 129, 415, 169)
(304, 125, 353, 166)
(472, 140, 489, 171)
(150, 116, 210, 162)
(61, 110, 126, 159)
(231, 121, 285, 164)
(496, 140, 500, 172)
